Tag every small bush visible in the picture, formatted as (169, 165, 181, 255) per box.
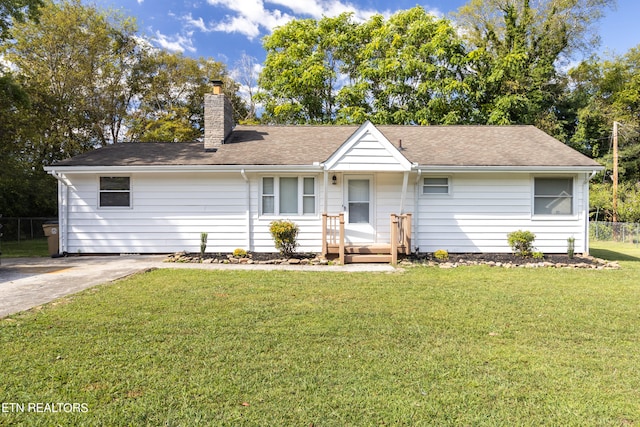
(233, 248, 247, 258)
(507, 230, 536, 257)
(533, 251, 544, 260)
(434, 249, 449, 261)
(567, 237, 575, 259)
(200, 232, 208, 258)
(269, 220, 299, 256)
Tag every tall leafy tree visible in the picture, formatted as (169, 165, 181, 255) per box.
(259, 14, 355, 124)
(455, 0, 615, 134)
(126, 50, 244, 142)
(3, 0, 139, 159)
(1, 0, 138, 216)
(0, 0, 43, 40)
(570, 46, 640, 181)
(259, 7, 470, 125)
(345, 7, 470, 125)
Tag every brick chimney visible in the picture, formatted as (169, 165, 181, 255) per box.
(204, 80, 234, 152)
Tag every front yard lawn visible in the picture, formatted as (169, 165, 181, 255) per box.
(1, 249, 639, 425)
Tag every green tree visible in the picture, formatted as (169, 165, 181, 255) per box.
(3, 0, 139, 157)
(455, 0, 615, 134)
(258, 7, 470, 125)
(346, 7, 470, 125)
(259, 14, 355, 124)
(0, 0, 43, 40)
(127, 50, 245, 142)
(1, 0, 138, 216)
(570, 46, 640, 181)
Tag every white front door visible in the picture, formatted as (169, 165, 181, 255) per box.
(344, 175, 374, 243)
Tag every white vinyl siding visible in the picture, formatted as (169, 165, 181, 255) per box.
(65, 173, 250, 253)
(416, 173, 588, 254)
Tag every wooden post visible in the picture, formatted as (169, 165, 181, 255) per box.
(322, 213, 327, 257)
(404, 213, 412, 255)
(338, 213, 345, 265)
(391, 214, 398, 265)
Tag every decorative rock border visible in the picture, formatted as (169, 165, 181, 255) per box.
(400, 257, 620, 270)
(164, 252, 620, 269)
(164, 252, 329, 266)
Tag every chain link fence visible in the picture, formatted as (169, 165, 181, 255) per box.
(0, 217, 58, 241)
(590, 221, 640, 245)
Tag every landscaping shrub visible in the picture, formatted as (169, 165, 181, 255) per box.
(269, 220, 299, 256)
(233, 248, 247, 258)
(434, 249, 449, 261)
(200, 232, 208, 258)
(507, 230, 536, 257)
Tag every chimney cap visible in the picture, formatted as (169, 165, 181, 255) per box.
(210, 79, 224, 86)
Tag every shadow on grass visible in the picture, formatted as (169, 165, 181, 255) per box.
(590, 248, 640, 262)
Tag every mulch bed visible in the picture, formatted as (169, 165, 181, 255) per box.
(165, 251, 620, 269)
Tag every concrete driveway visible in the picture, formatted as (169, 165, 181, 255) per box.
(0, 255, 395, 318)
(0, 255, 164, 318)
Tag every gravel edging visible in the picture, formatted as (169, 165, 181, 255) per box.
(164, 252, 621, 270)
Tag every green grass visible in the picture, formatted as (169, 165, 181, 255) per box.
(590, 240, 640, 262)
(1, 249, 639, 425)
(0, 238, 49, 258)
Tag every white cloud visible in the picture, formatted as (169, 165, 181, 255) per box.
(268, 0, 385, 21)
(152, 31, 197, 53)
(205, 0, 294, 39)
(182, 13, 211, 32)
(201, 0, 391, 40)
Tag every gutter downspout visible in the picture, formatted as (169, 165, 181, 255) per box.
(241, 169, 252, 251)
(48, 170, 71, 255)
(322, 166, 328, 214)
(399, 171, 409, 214)
(413, 168, 422, 253)
(584, 170, 598, 256)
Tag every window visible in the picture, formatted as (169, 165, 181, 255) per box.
(423, 177, 449, 194)
(261, 177, 315, 215)
(534, 177, 573, 215)
(99, 177, 131, 207)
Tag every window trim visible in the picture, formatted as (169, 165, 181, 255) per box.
(422, 176, 451, 196)
(260, 176, 317, 216)
(532, 176, 576, 218)
(98, 176, 132, 209)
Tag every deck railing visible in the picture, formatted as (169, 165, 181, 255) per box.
(322, 212, 412, 264)
(390, 213, 412, 264)
(322, 213, 345, 264)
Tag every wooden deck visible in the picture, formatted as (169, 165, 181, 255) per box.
(322, 213, 411, 264)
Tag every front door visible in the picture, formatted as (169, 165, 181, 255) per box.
(344, 176, 374, 243)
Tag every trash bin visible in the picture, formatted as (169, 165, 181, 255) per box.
(42, 222, 59, 256)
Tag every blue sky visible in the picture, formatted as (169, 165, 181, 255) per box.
(91, 0, 639, 70)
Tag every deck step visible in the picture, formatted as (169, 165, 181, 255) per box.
(327, 244, 403, 255)
(344, 254, 393, 263)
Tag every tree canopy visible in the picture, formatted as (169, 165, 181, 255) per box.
(0, 0, 243, 216)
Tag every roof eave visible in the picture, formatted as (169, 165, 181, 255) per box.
(414, 165, 605, 173)
(44, 164, 325, 174)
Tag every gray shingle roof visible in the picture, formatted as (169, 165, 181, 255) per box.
(50, 124, 602, 169)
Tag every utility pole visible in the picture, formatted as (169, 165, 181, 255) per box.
(612, 121, 620, 223)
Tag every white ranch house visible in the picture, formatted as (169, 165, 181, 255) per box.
(45, 85, 603, 262)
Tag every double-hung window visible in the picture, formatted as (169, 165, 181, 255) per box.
(534, 177, 573, 216)
(423, 177, 450, 195)
(99, 177, 131, 208)
(261, 177, 316, 215)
